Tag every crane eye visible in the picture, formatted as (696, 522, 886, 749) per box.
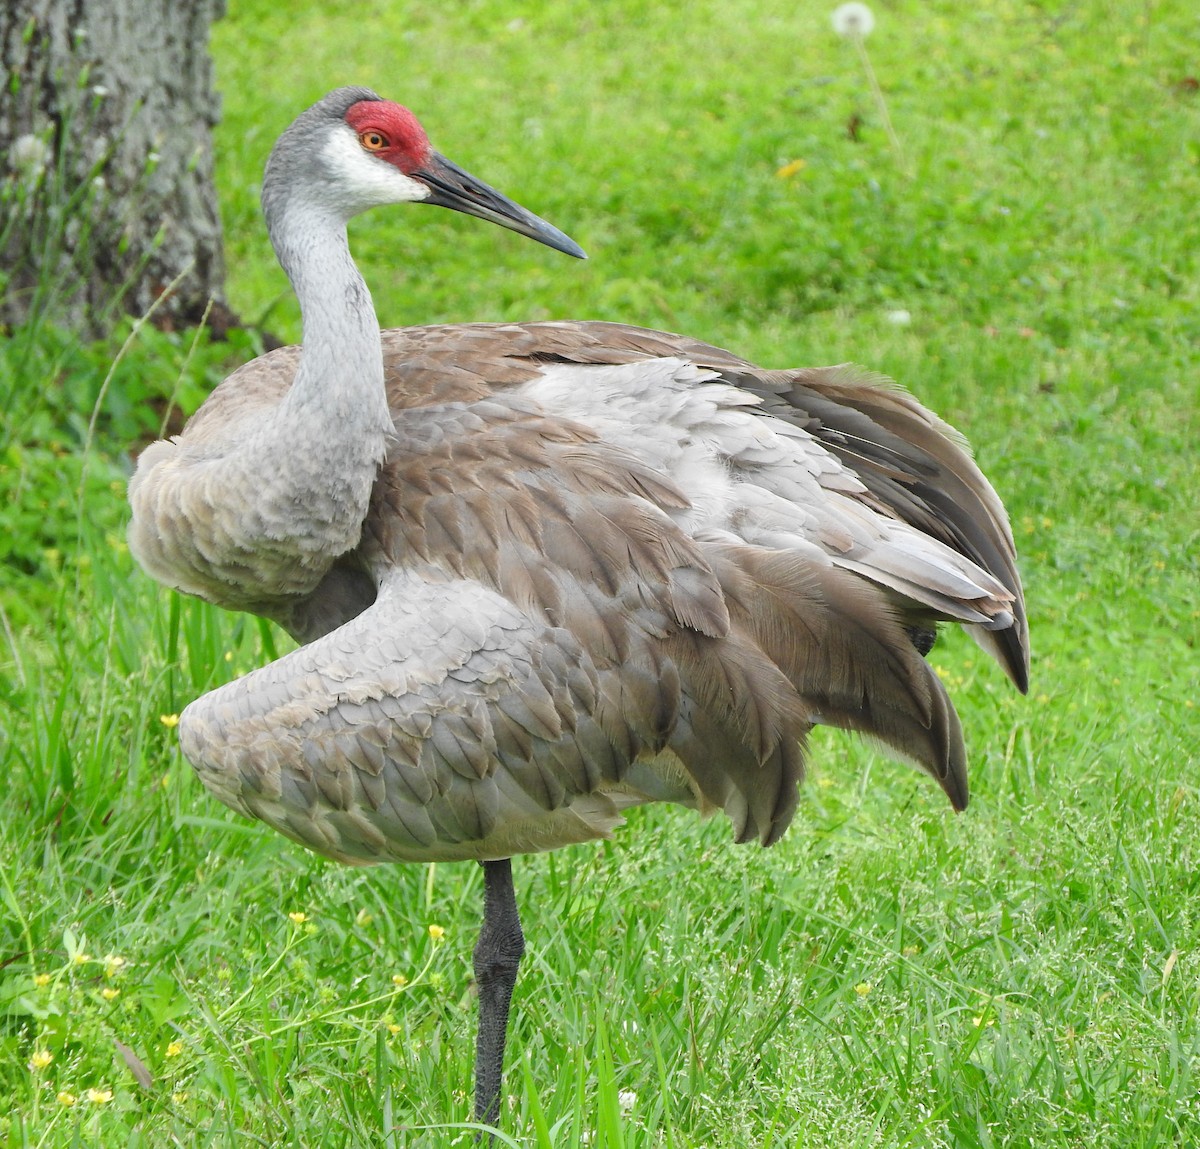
(359, 130, 388, 152)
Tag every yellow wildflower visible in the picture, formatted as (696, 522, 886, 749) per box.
(172, 1091, 189, 1104)
(87, 1088, 114, 1105)
(355, 908, 374, 927)
(57, 1091, 77, 1107)
(34, 973, 51, 988)
(160, 714, 180, 728)
(288, 912, 308, 925)
(428, 924, 445, 942)
(101, 987, 120, 1001)
(73, 952, 91, 965)
(103, 954, 126, 977)
(854, 982, 872, 996)
(388, 1023, 401, 1035)
(166, 1041, 184, 1058)
(392, 973, 409, 988)
(775, 159, 806, 179)
(30, 1049, 53, 1070)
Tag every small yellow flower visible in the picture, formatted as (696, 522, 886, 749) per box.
(902, 945, 920, 957)
(101, 987, 120, 1001)
(34, 973, 51, 988)
(87, 1088, 114, 1104)
(355, 908, 374, 927)
(392, 973, 409, 988)
(387, 1023, 401, 1035)
(288, 912, 308, 925)
(166, 1041, 184, 1058)
(160, 713, 180, 728)
(73, 952, 92, 965)
(972, 1015, 996, 1028)
(854, 982, 872, 996)
(103, 954, 126, 978)
(57, 1091, 77, 1107)
(172, 1091, 189, 1104)
(775, 158, 806, 179)
(428, 924, 445, 942)
(224, 651, 233, 662)
(30, 1049, 54, 1070)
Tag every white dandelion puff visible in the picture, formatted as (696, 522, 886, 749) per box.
(10, 134, 50, 177)
(832, 2, 875, 38)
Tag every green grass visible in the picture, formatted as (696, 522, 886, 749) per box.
(2, 0, 1199, 1144)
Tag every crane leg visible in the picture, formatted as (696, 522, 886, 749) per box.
(473, 857, 525, 1129)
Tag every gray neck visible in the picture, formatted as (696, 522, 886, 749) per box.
(270, 200, 392, 434)
(224, 197, 394, 579)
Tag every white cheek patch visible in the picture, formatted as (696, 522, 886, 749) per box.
(321, 127, 431, 210)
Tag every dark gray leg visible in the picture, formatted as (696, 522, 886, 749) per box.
(473, 858, 525, 1128)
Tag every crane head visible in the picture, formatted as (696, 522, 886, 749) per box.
(265, 87, 585, 259)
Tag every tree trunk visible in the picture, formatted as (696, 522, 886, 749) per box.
(0, 0, 229, 338)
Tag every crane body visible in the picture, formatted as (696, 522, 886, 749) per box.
(127, 87, 1029, 1128)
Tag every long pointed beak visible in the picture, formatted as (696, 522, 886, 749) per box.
(411, 152, 586, 259)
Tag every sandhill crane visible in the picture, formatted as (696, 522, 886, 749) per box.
(128, 87, 1028, 1128)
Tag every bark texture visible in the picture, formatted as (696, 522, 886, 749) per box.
(0, 0, 227, 336)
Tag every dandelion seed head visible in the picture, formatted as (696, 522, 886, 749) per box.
(832, 2, 875, 37)
(10, 133, 50, 176)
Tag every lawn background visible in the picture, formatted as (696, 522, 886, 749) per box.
(2, 0, 1198, 1145)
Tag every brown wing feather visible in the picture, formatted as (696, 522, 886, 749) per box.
(175, 317, 1025, 850)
